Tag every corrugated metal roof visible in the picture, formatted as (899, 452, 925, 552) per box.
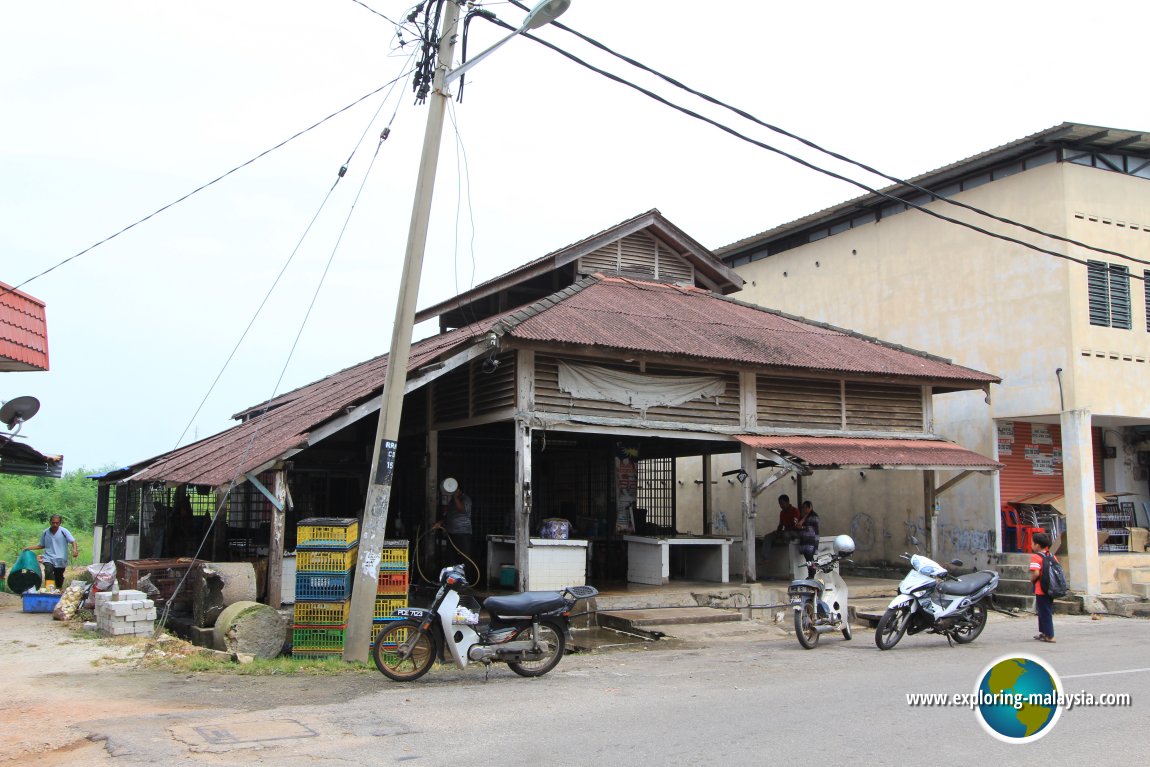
(129, 273, 997, 486)
(414, 209, 744, 325)
(0, 281, 49, 372)
(737, 435, 1001, 470)
(131, 323, 491, 486)
(717, 122, 1150, 257)
(497, 274, 998, 386)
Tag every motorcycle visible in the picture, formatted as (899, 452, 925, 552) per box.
(787, 534, 855, 649)
(874, 552, 999, 650)
(373, 563, 598, 681)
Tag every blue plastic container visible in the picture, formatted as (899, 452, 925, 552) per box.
(22, 592, 62, 613)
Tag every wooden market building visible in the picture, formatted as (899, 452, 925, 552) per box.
(93, 210, 1001, 604)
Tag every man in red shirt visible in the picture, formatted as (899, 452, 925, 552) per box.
(776, 494, 802, 538)
(1029, 531, 1057, 643)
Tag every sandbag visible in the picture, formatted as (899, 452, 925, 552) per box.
(7, 549, 43, 594)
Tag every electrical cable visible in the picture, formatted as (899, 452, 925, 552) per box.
(3, 70, 413, 301)
(348, 0, 401, 25)
(496, 17, 1147, 281)
(146, 67, 418, 649)
(507, 0, 1146, 269)
(171, 59, 415, 450)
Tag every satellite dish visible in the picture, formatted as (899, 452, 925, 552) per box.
(0, 396, 40, 430)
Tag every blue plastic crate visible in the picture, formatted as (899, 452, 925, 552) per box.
(22, 592, 62, 613)
(294, 570, 353, 602)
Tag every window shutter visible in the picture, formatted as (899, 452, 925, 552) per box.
(1144, 270, 1150, 333)
(1109, 264, 1131, 330)
(1088, 261, 1110, 326)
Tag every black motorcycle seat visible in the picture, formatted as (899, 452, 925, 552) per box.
(483, 591, 566, 617)
(938, 570, 996, 596)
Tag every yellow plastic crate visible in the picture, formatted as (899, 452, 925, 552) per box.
(297, 547, 358, 572)
(378, 546, 409, 571)
(293, 600, 351, 626)
(374, 596, 407, 621)
(296, 518, 359, 549)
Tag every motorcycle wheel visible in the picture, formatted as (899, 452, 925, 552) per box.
(842, 622, 853, 641)
(373, 620, 437, 682)
(795, 602, 819, 649)
(507, 619, 566, 678)
(951, 602, 988, 644)
(874, 605, 911, 651)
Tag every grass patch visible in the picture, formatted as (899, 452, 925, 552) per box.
(140, 647, 376, 675)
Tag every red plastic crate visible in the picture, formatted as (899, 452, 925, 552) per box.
(376, 570, 409, 596)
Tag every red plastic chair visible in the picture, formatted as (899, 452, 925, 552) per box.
(1002, 506, 1043, 553)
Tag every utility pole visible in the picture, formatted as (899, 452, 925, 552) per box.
(343, 0, 462, 662)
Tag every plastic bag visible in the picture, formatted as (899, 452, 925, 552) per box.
(84, 562, 117, 608)
(6, 549, 43, 594)
(53, 581, 88, 621)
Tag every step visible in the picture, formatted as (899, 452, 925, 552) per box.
(993, 593, 1034, 611)
(596, 607, 741, 637)
(996, 578, 1036, 597)
(996, 564, 1032, 581)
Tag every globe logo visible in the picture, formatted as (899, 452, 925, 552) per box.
(974, 654, 1063, 743)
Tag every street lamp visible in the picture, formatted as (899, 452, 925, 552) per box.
(343, 0, 570, 663)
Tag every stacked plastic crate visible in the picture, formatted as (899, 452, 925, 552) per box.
(292, 517, 359, 658)
(373, 539, 410, 648)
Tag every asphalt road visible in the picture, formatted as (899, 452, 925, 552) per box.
(4, 604, 1146, 766)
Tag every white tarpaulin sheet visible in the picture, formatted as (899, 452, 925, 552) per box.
(557, 360, 725, 416)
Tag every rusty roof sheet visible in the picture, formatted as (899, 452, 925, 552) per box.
(737, 435, 1001, 470)
(496, 274, 998, 386)
(130, 323, 490, 486)
(128, 273, 996, 486)
(0, 281, 49, 372)
(415, 209, 743, 324)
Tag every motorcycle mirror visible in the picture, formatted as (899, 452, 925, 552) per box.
(909, 535, 921, 548)
(950, 559, 964, 567)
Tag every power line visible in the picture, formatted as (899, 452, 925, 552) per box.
(494, 18, 1145, 281)
(3, 72, 412, 301)
(172, 63, 413, 451)
(508, 0, 1147, 270)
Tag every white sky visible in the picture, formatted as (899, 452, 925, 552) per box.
(2, 0, 1145, 472)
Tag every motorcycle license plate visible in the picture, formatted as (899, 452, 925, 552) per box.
(789, 596, 804, 604)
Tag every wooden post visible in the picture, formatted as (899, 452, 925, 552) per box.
(266, 469, 287, 609)
(742, 442, 758, 582)
(924, 470, 937, 556)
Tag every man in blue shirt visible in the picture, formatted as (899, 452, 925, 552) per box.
(24, 514, 79, 590)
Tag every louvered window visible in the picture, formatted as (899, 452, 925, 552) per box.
(1087, 261, 1131, 329)
(1145, 271, 1150, 332)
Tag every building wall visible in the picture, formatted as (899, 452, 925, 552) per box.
(728, 161, 1150, 566)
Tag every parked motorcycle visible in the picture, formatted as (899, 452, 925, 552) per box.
(874, 552, 999, 650)
(788, 534, 855, 649)
(373, 563, 598, 681)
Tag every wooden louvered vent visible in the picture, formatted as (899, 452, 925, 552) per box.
(473, 353, 516, 415)
(758, 376, 843, 429)
(844, 381, 923, 432)
(578, 233, 695, 283)
(433, 364, 471, 425)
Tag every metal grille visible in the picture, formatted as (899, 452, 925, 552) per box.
(637, 457, 675, 531)
(227, 477, 272, 559)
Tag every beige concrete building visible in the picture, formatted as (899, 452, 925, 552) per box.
(710, 123, 1150, 594)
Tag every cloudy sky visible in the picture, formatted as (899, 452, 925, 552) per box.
(2, 0, 1145, 472)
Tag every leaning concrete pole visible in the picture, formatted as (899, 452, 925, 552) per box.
(344, 1, 461, 663)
